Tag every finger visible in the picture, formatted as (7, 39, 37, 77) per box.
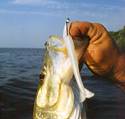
(69, 22, 83, 40)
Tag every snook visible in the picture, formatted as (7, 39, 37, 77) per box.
(33, 35, 93, 119)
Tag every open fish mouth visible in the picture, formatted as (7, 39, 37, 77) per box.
(33, 35, 74, 119)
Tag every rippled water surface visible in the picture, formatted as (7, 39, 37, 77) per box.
(0, 48, 125, 119)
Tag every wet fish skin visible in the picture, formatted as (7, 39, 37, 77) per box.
(33, 35, 74, 119)
(33, 34, 94, 119)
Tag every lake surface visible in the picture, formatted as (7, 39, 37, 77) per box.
(0, 48, 125, 119)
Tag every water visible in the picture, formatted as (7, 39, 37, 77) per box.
(0, 48, 125, 119)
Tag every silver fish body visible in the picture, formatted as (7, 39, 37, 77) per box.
(33, 35, 93, 119)
(33, 35, 76, 119)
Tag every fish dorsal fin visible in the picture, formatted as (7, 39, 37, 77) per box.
(63, 19, 94, 102)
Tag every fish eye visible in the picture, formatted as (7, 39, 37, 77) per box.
(44, 41, 47, 46)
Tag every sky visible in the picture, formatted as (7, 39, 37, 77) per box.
(0, 0, 125, 48)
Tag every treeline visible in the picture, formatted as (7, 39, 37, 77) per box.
(109, 26, 125, 51)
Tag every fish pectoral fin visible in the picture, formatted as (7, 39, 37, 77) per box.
(36, 77, 49, 107)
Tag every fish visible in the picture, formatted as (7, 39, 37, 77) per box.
(33, 21, 94, 119)
(33, 35, 74, 119)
